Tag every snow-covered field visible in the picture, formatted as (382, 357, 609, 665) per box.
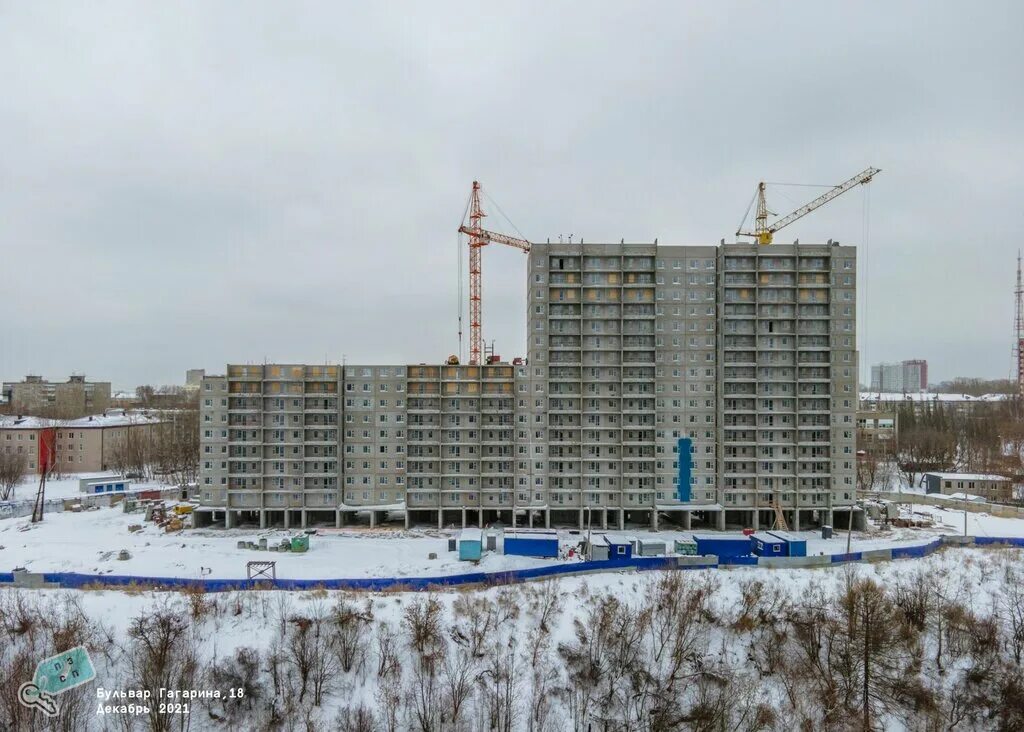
(2, 547, 1023, 730)
(4, 496, 1024, 580)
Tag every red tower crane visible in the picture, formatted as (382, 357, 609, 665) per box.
(457, 181, 531, 365)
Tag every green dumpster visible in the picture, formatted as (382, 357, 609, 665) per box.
(290, 535, 310, 553)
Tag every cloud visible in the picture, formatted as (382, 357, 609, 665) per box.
(0, 1, 1020, 386)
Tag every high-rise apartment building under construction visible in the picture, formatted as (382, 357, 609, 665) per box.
(196, 240, 857, 532)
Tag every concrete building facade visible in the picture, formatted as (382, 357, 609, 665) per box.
(2, 375, 111, 417)
(197, 241, 858, 531)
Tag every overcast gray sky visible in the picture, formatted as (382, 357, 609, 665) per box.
(1, 1, 1020, 389)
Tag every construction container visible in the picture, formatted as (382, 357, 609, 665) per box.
(604, 534, 634, 559)
(821, 525, 833, 540)
(750, 531, 786, 557)
(674, 538, 698, 556)
(589, 537, 610, 561)
(637, 539, 667, 557)
(767, 531, 807, 557)
(485, 533, 498, 552)
(458, 528, 483, 561)
(504, 531, 558, 558)
(173, 504, 195, 515)
(447, 537, 457, 552)
(693, 533, 751, 559)
(290, 535, 310, 553)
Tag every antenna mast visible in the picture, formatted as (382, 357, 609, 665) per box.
(1016, 251, 1023, 394)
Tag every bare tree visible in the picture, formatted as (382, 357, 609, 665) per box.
(126, 605, 200, 732)
(284, 604, 339, 706)
(0, 451, 27, 501)
(1002, 567, 1024, 665)
(332, 597, 372, 674)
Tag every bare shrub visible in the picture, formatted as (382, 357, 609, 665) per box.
(126, 605, 200, 732)
(332, 597, 373, 674)
(334, 704, 376, 732)
(0, 451, 27, 501)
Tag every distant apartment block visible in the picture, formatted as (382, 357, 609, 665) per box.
(197, 241, 858, 532)
(0, 410, 161, 473)
(869, 359, 927, 392)
(1, 374, 111, 416)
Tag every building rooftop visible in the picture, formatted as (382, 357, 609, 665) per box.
(62, 411, 162, 428)
(0, 415, 56, 429)
(0, 411, 162, 429)
(923, 472, 1010, 482)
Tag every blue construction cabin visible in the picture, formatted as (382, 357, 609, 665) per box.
(750, 531, 786, 557)
(767, 530, 807, 557)
(503, 531, 559, 558)
(693, 533, 752, 559)
(604, 534, 634, 560)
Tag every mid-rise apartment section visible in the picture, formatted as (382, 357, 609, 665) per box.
(719, 243, 857, 530)
(197, 241, 857, 532)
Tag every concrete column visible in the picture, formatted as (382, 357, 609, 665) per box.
(602, 509, 609, 530)
(682, 511, 691, 530)
(751, 509, 759, 530)
(651, 509, 659, 531)
(404, 510, 410, 529)
(369, 511, 377, 528)
(284, 510, 290, 529)
(792, 509, 801, 532)
(438, 509, 444, 530)
(618, 508, 625, 530)
(301, 510, 307, 529)
(544, 509, 550, 529)
(477, 508, 483, 527)
(826, 508, 834, 530)
(461, 508, 467, 528)
(225, 510, 235, 529)
(335, 510, 342, 529)
(716, 509, 726, 531)
(260, 511, 267, 529)
(528, 510, 534, 528)
(511, 508, 517, 529)
(578, 508, 585, 530)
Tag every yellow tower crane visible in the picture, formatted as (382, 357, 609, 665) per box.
(737, 167, 881, 245)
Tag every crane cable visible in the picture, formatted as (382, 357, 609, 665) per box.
(482, 188, 530, 244)
(457, 189, 472, 363)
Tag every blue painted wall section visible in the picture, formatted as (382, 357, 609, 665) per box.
(677, 437, 692, 501)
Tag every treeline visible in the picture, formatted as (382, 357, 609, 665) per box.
(106, 401, 200, 486)
(931, 378, 1017, 396)
(2, 552, 1024, 730)
(860, 399, 1024, 493)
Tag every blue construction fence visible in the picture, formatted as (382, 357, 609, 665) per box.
(4, 536, 1024, 593)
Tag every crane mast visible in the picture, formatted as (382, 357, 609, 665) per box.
(457, 181, 531, 365)
(738, 167, 881, 245)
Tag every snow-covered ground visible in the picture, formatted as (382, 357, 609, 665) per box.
(5, 496, 1024, 580)
(3, 547, 1023, 731)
